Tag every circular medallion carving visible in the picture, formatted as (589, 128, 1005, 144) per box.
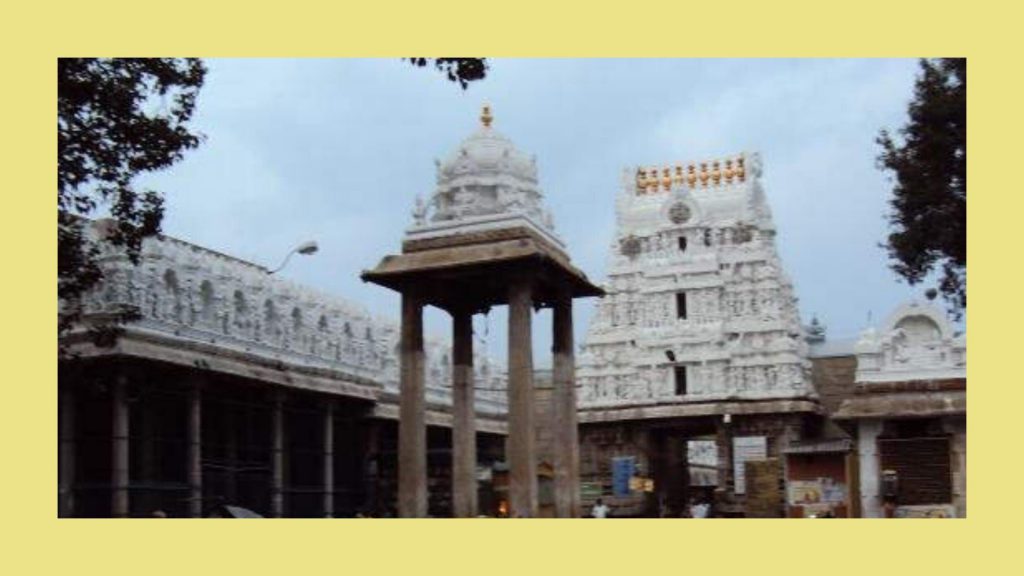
(619, 235, 641, 258)
(668, 201, 692, 224)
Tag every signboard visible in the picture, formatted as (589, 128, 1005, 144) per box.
(628, 477, 655, 493)
(732, 436, 767, 494)
(788, 478, 846, 505)
(744, 458, 782, 518)
(788, 481, 824, 505)
(476, 466, 493, 482)
(894, 504, 956, 518)
(612, 457, 636, 497)
(581, 482, 604, 500)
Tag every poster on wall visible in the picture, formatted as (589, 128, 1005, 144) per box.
(895, 504, 956, 518)
(788, 481, 824, 505)
(788, 478, 847, 505)
(744, 458, 782, 518)
(732, 436, 767, 494)
(612, 456, 636, 497)
(820, 477, 847, 504)
(581, 482, 604, 500)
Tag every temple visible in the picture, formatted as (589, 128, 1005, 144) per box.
(575, 153, 819, 516)
(58, 107, 966, 518)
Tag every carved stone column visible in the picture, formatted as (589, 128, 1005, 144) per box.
(398, 292, 427, 517)
(715, 418, 734, 515)
(111, 373, 130, 518)
(451, 309, 477, 518)
(858, 420, 883, 518)
(323, 400, 335, 518)
(508, 278, 537, 518)
(225, 404, 238, 503)
(187, 381, 202, 518)
(271, 390, 285, 518)
(362, 418, 380, 516)
(59, 385, 75, 518)
(664, 434, 688, 516)
(552, 293, 580, 518)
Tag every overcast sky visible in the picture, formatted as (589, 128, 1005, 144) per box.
(136, 58, 944, 367)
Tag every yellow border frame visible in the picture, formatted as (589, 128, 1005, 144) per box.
(2, 1, 1011, 574)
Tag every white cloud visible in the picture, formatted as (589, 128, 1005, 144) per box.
(138, 58, 941, 363)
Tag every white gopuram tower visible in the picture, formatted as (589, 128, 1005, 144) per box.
(576, 153, 818, 517)
(579, 153, 815, 406)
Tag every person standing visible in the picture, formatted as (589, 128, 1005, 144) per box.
(690, 499, 709, 519)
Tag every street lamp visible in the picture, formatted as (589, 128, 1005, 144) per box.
(268, 240, 319, 274)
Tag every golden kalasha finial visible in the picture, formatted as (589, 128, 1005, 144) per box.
(662, 167, 672, 191)
(481, 104, 493, 128)
(712, 161, 722, 185)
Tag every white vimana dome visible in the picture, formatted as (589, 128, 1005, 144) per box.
(437, 106, 538, 185)
(408, 105, 561, 247)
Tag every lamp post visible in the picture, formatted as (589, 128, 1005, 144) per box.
(268, 241, 318, 274)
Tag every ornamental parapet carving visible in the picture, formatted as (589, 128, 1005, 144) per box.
(75, 228, 508, 414)
(632, 153, 762, 195)
(854, 301, 966, 384)
(577, 365, 812, 408)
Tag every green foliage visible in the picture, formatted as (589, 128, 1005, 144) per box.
(406, 58, 488, 88)
(877, 58, 966, 316)
(58, 58, 207, 350)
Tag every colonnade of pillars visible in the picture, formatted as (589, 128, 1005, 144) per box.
(57, 378, 343, 518)
(398, 281, 581, 518)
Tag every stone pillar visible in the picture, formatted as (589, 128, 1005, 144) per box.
(323, 400, 335, 518)
(139, 396, 157, 489)
(665, 434, 687, 516)
(271, 390, 285, 518)
(225, 404, 238, 503)
(507, 278, 537, 518)
(552, 293, 580, 518)
(187, 382, 202, 518)
(59, 386, 75, 518)
(362, 419, 380, 516)
(714, 419, 733, 515)
(112, 373, 130, 518)
(946, 417, 967, 518)
(451, 310, 477, 518)
(398, 292, 427, 517)
(858, 420, 882, 518)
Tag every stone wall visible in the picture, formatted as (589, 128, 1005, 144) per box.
(811, 355, 857, 415)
